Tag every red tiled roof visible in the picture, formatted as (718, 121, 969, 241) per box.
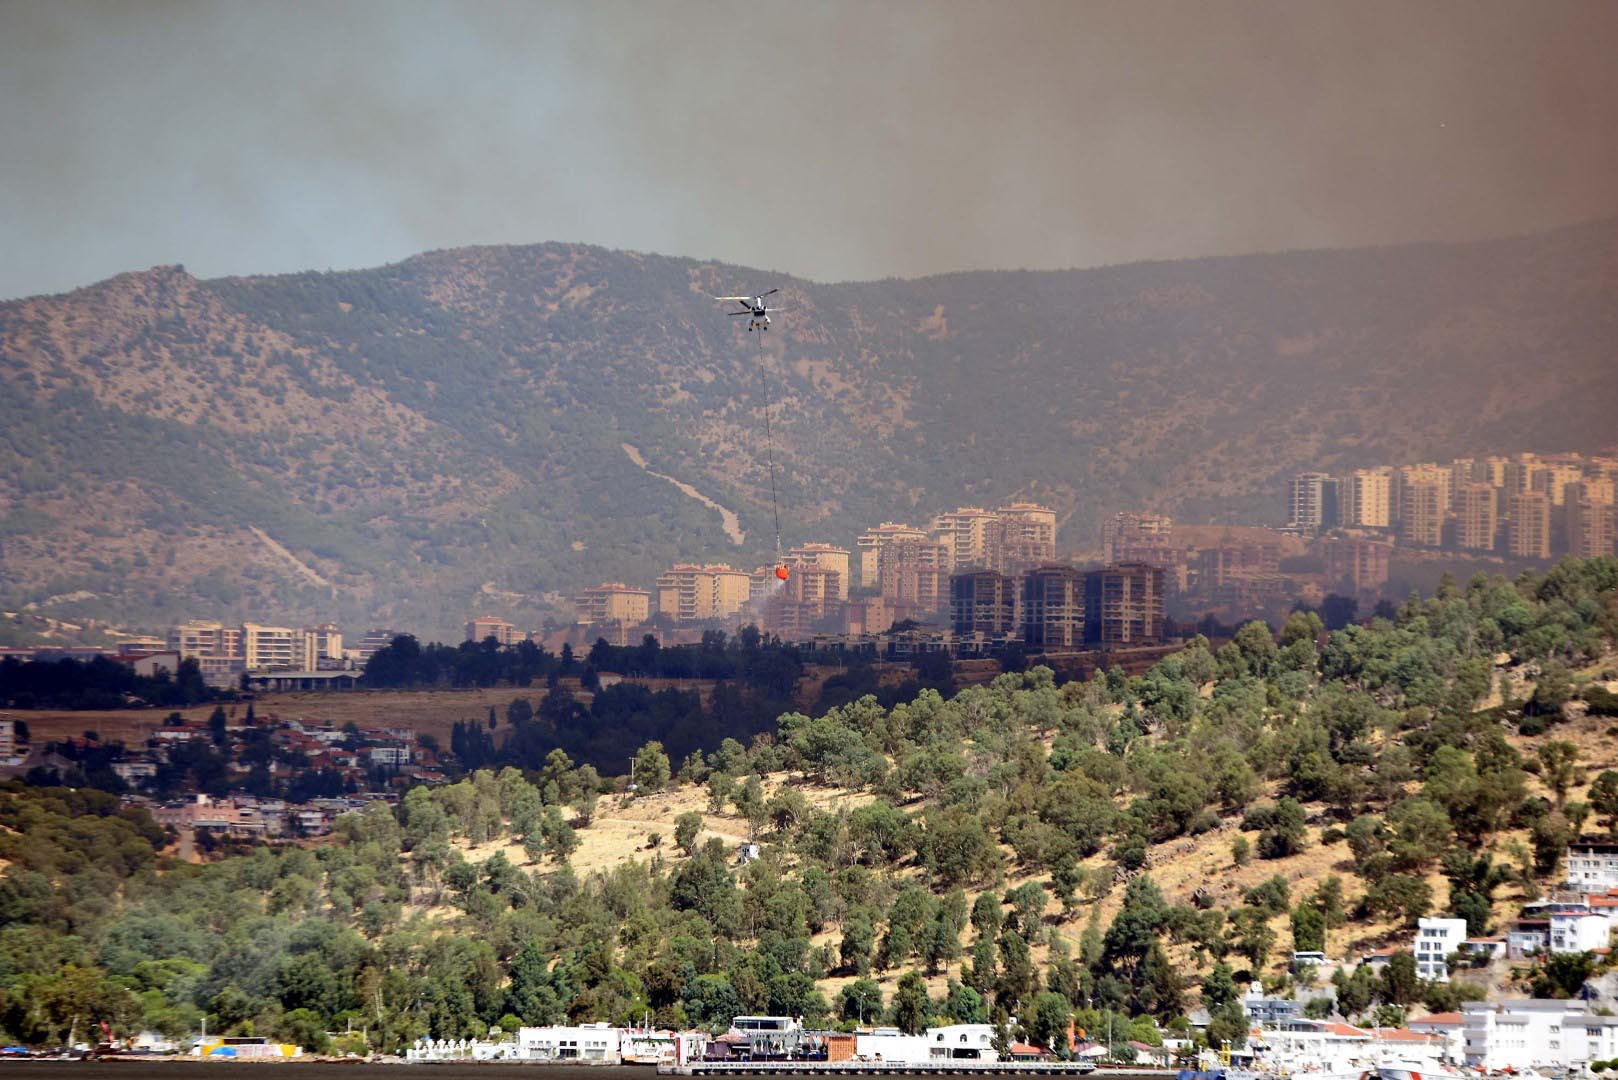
(1412, 1013, 1463, 1027)
(1325, 1023, 1372, 1037)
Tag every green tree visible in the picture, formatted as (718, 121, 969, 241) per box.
(1026, 991, 1075, 1055)
(1291, 902, 1326, 953)
(673, 811, 704, 856)
(1377, 952, 1419, 1006)
(633, 742, 672, 793)
(839, 978, 884, 1024)
(891, 971, 933, 1035)
(1590, 770, 1618, 834)
(1537, 741, 1581, 808)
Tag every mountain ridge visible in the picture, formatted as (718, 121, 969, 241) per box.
(2, 220, 1616, 638)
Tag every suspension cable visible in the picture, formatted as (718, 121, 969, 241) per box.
(758, 329, 782, 563)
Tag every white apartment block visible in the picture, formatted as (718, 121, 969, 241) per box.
(242, 623, 314, 670)
(1463, 1001, 1618, 1071)
(1549, 911, 1611, 954)
(786, 543, 852, 601)
(1566, 842, 1618, 891)
(1413, 916, 1469, 982)
(856, 523, 928, 590)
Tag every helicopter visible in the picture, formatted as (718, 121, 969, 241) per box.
(714, 288, 782, 331)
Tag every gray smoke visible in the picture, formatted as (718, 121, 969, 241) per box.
(2, 0, 1617, 299)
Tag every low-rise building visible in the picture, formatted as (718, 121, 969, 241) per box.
(1507, 919, 1549, 959)
(1549, 910, 1610, 954)
(515, 1023, 622, 1062)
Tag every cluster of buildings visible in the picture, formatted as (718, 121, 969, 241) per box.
(565, 503, 1168, 654)
(8, 714, 443, 797)
(407, 1018, 1059, 1067)
(569, 503, 1059, 639)
(128, 791, 398, 839)
(159, 621, 399, 685)
(1102, 512, 1386, 624)
(1285, 451, 1618, 560)
(1357, 845, 1618, 986)
(1248, 1004, 1618, 1075)
(0, 625, 403, 690)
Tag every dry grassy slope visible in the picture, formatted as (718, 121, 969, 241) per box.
(3, 221, 1617, 637)
(442, 690, 1618, 1008)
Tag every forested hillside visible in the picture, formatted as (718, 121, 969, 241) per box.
(2, 559, 1615, 1053)
(2, 223, 1617, 637)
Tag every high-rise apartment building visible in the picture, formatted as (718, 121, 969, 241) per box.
(1455, 483, 1499, 552)
(1397, 465, 1451, 548)
(950, 570, 1018, 640)
(464, 617, 520, 646)
(1504, 455, 1547, 498)
(1320, 537, 1393, 592)
(1344, 468, 1394, 528)
(786, 543, 852, 601)
(1084, 563, 1166, 649)
(1286, 474, 1340, 534)
(1541, 463, 1586, 506)
(656, 564, 752, 622)
(931, 507, 1003, 571)
(354, 628, 400, 664)
(1102, 512, 1174, 563)
(241, 623, 315, 670)
(995, 502, 1058, 569)
(764, 564, 842, 638)
(1507, 491, 1552, 559)
(573, 583, 652, 626)
(855, 523, 928, 590)
(306, 623, 343, 662)
(877, 536, 950, 613)
(169, 621, 246, 681)
(1566, 497, 1618, 560)
(1021, 565, 1086, 650)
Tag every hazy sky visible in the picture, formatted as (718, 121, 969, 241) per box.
(3, 0, 1618, 299)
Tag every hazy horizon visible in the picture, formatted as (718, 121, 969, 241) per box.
(4, 0, 1618, 300)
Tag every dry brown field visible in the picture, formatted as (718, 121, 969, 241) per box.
(5, 687, 556, 748)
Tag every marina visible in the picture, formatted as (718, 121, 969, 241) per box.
(658, 1064, 1139, 1076)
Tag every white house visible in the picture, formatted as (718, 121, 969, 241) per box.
(1549, 911, 1610, 954)
(1413, 917, 1469, 982)
(1459, 937, 1507, 963)
(1566, 842, 1618, 890)
(925, 1024, 1001, 1062)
